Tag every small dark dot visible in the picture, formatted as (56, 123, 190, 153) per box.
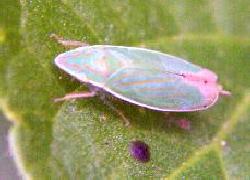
(204, 80, 208, 84)
(129, 140, 150, 163)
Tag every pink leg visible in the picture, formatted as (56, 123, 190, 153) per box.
(54, 91, 96, 102)
(50, 33, 89, 48)
(175, 118, 191, 130)
(164, 113, 191, 130)
(218, 85, 231, 97)
(219, 90, 231, 97)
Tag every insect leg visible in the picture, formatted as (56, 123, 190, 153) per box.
(218, 85, 231, 96)
(99, 95, 131, 127)
(54, 91, 96, 102)
(219, 90, 231, 96)
(50, 33, 89, 48)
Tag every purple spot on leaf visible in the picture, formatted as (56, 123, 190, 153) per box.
(129, 140, 150, 163)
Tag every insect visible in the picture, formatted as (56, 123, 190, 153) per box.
(51, 34, 230, 124)
(129, 140, 150, 163)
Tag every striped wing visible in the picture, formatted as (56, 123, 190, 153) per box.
(105, 68, 219, 111)
(54, 46, 202, 84)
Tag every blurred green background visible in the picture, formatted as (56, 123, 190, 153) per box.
(0, 0, 249, 179)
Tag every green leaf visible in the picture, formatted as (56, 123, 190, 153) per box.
(170, 148, 226, 179)
(1, 0, 250, 179)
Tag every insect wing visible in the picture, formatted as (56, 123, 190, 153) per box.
(105, 68, 219, 111)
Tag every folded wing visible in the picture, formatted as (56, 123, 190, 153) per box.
(105, 68, 219, 111)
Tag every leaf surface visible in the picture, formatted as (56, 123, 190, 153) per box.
(0, 0, 250, 179)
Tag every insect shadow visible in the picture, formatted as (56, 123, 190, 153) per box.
(77, 84, 199, 133)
